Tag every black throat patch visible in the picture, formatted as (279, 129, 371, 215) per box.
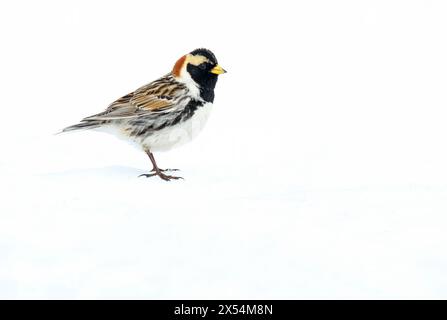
(187, 64, 217, 103)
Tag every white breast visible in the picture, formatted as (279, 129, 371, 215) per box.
(140, 102, 213, 152)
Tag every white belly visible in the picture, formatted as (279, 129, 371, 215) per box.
(140, 102, 213, 152)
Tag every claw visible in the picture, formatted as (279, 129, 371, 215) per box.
(151, 168, 180, 172)
(159, 173, 184, 181)
(139, 172, 183, 181)
(138, 173, 157, 178)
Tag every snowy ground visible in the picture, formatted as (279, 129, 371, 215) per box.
(1, 1, 447, 299)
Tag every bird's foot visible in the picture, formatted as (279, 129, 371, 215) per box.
(139, 171, 183, 181)
(158, 172, 184, 181)
(150, 168, 180, 172)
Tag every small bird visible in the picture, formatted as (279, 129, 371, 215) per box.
(62, 48, 226, 181)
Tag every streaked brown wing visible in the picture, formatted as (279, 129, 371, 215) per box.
(83, 76, 185, 121)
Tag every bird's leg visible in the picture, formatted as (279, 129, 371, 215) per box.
(147, 152, 179, 172)
(139, 150, 183, 181)
(149, 157, 179, 172)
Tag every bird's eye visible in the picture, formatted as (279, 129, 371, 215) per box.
(199, 64, 207, 70)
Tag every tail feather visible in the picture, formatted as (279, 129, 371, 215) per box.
(60, 121, 102, 134)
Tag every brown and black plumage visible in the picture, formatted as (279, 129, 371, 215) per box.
(62, 48, 226, 181)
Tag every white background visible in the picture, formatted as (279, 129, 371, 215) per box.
(1, 0, 447, 299)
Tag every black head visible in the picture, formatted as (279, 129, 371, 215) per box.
(187, 48, 225, 86)
(189, 48, 218, 65)
(172, 48, 226, 102)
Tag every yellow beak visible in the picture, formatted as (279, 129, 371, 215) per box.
(210, 64, 227, 75)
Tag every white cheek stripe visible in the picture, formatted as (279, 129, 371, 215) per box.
(178, 62, 201, 100)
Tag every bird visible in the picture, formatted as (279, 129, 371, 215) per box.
(62, 48, 226, 181)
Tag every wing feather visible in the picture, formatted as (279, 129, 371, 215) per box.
(83, 74, 187, 121)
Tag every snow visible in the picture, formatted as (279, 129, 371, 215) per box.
(1, 0, 447, 299)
